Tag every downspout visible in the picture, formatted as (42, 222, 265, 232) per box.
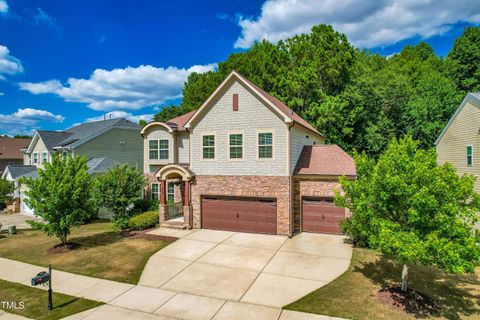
(287, 121, 295, 238)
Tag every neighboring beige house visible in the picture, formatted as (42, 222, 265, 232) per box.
(141, 71, 356, 236)
(0, 137, 31, 175)
(436, 93, 480, 192)
(2, 118, 143, 214)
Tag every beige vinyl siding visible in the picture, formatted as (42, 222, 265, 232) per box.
(437, 100, 480, 192)
(177, 132, 190, 164)
(190, 80, 289, 176)
(23, 152, 30, 165)
(142, 126, 174, 173)
(75, 128, 143, 169)
(290, 125, 325, 173)
(30, 137, 50, 169)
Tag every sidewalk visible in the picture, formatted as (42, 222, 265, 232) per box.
(0, 257, 346, 320)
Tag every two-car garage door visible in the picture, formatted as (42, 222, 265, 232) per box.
(201, 196, 277, 234)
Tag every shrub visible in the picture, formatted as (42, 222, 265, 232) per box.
(131, 198, 153, 215)
(128, 211, 159, 230)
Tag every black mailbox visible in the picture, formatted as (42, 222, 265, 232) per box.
(31, 271, 50, 286)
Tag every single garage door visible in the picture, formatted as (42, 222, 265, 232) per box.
(201, 196, 277, 234)
(302, 197, 345, 234)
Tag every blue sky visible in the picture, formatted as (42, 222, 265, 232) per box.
(0, 0, 479, 136)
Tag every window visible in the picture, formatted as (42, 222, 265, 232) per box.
(42, 152, 48, 164)
(167, 183, 175, 202)
(7, 161, 15, 166)
(62, 151, 68, 159)
(229, 134, 243, 159)
(33, 152, 38, 164)
(149, 140, 158, 160)
(467, 145, 473, 166)
(151, 183, 159, 201)
(258, 132, 273, 158)
(202, 135, 215, 159)
(159, 140, 169, 160)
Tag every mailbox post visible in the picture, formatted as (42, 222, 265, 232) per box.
(31, 264, 52, 311)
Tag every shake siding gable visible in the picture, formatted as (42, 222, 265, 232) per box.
(190, 80, 289, 176)
(290, 125, 325, 173)
(437, 100, 480, 192)
(75, 128, 143, 169)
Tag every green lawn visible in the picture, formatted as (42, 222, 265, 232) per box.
(285, 248, 480, 320)
(0, 279, 102, 320)
(0, 221, 171, 284)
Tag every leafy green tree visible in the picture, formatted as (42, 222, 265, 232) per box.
(0, 178, 14, 207)
(447, 26, 480, 92)
(153, 105, 184, 122)
(138, 119, 147, 128)
(337, 136, 480, 292)
(22, 155, 94, 245)
(93, 164, 146, 229)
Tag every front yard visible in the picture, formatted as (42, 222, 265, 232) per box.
(285, 248, 480, 320)
(0, 221, 172, 284)
(0, 279, 102, 320)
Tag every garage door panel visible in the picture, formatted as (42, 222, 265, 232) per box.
(302, 198, 344, 235)
(202, 197, 277, 234)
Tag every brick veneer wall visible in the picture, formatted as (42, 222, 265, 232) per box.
(190, 175, 291, 235)
(144, 172, 158, 199)
(293, 177, 347, 232)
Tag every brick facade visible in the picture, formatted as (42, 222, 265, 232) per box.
(190, 175, 291, 235)
(293, 177, 346, 233)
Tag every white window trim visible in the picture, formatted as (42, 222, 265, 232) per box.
(467, 144, 473, 166)
(227, 131, 245, 161)
(151, 183, 160, 201)
(256, 129, 275, 160)
(167, 183, 175, 202)
(33, 152, 38, 164)
(148, 139, 159, 160)
(159, 139, 170, 160)
(201, 132, 216, 161)
(42, 151, 48, 164)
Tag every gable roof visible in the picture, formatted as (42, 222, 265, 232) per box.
(4, 165, 37, 179)
(87, 157, 117, 174)
(165, 110, 197, 131)
(27, 118, 139, 153)
(0, 138, 31, 159)
(184, 70, 325, 139)
(294, 145, 356, 176)
(435, 93, 480, 145)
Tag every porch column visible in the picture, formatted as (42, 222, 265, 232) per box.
(184, 181, 189, 206)
(160, 179, 166, 205)
(182, 180, 193, 229)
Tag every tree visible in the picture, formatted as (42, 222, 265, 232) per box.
(21, 155, 94, 245)
(447, 26, 480, 92)
(153, 105, 183, 122)
(0, 178, 14, 207)
(138, 119, 147, 128)
(337, 136, 480, 292)
(93, 164, 146, 229)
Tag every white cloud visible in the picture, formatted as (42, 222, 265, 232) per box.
(235, 0, 480, 48)
(0, 45, 23, 76)
(0, 0, 8, 13)
(0, 108, 64, 136)
(19, 63, 217, 111)
(86, 111, 154, 123)
(0, 92, 4, 96)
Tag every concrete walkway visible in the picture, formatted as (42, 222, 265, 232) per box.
(0, 213, 41, 231)
(0, 229, 352, 320)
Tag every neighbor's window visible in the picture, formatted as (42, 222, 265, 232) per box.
(149, 140, 159, 160)
(151, 183, 159, 201)
(202, 135, 215, 159)
(167, 183, 175, 202)
(229, 134, 243, 159)
(62, 151, 68, 159)
(42, 152, 48, 164)
(467, 145, 473, 166)
(33, 152, 38, 164)
(159, 139, 169, 160)
(258, 132, 273, 158)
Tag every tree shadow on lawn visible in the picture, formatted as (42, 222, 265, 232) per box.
(65, 231, 122, 250)
(355, 256, 480, 320)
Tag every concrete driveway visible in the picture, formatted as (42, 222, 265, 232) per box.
(0, 213, 40, 231)
(139, 228, 352, 309)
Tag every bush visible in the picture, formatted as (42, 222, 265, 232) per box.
(128, 211, 159, 230)
(131, 198, 154, 215)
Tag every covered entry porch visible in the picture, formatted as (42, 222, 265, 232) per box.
(156, 164, 194, 228)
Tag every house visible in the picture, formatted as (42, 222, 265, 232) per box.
(0, 137, 31, 175)
(2, 118, 143, 214)
(141, 71, 356, 236)
(436, 93, 480, 192)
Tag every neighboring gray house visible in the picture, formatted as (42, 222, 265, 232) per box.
(141, 71, 356, 236)
(2, 118, 143, 214)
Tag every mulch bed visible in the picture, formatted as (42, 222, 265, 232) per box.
(121, 228, 177, 243)
(47, 242, 80, 254)
(377, 285, 440, 316)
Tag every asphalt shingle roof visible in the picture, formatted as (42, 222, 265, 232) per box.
(87, 157, 117, 174)
(0, 138, 31, 159)
(294, 145, 356, 176)
(5, 165, 37, 179)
